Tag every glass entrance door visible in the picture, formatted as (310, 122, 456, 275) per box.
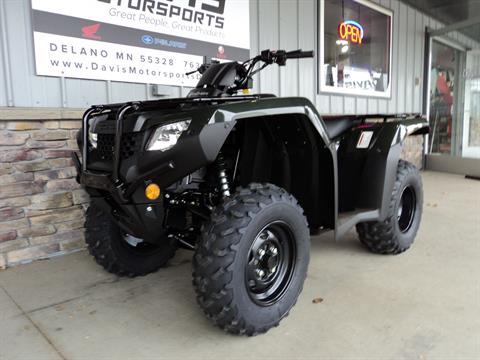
(425, 37, 480, 177)
(462, 50, 480, 159)
(428, 40, 460, 155)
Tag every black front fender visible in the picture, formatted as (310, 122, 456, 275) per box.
(198, 96, 332, 162)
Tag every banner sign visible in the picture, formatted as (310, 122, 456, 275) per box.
(31, 0, 250, 87)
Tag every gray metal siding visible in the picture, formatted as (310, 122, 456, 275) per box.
(251, 0, 479, 115)
(0, 0, 8, 107)
(0, 0, 478, 113)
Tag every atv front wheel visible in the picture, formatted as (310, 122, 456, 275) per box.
(356, 160, 423, 254)
(193, 183, 310, 335)
(85, 202, 176, 277)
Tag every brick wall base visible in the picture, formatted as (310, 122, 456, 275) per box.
(0, 119, 88, 269)
(400, 135, 425, 169)
(0, 119, 425, 269)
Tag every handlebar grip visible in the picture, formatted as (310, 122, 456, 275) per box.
(286, 50, 315, 59)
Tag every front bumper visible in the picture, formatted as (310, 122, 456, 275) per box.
(73, 151, 168, 243)
(73, 151, 112, 191)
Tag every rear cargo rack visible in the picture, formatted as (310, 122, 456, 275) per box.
(322, 113, 425, 124)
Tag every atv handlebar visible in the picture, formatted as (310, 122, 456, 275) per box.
(187, 49, 314, 97)
(285, 50, 315, 59)
(258, 49, 314, 66)
(239, 49, 314, 93)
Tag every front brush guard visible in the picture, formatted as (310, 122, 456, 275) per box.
(75, 102, 141, 204)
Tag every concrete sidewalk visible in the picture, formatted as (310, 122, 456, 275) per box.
(1, 171, 479, 360)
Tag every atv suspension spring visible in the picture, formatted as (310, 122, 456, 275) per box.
(216, 153, 231, 197)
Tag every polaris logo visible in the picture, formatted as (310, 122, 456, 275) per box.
(140, 35, 187, 49)
(142, 35, 154, 44)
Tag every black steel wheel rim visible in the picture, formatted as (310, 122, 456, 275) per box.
(245, 221, 296, 306)
(397, 185, 416, 233)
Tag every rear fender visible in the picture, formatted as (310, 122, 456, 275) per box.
(354, 118, 429, 220)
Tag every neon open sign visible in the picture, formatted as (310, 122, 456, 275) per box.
(338, 20, 364, 44)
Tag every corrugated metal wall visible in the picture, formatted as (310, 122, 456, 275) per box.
(0, 0, 188, 108)
(250, 0, 479, 115)
(0, 0, 478, 113)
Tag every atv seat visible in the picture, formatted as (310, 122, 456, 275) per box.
(323, 117, 362, 140)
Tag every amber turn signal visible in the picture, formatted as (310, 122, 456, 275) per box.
(145, 183, 161, 200)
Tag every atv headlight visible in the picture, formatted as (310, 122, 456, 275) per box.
(146, 120, 191, 152)
(88, 132, 98, 149)
(88, 122, 98, 149)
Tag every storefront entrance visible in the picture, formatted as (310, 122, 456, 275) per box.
(428, 40, 461, 155)
(425, 38, 480, 177)
(462, 50, 480, 159)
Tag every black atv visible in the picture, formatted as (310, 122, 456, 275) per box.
(74, 49, 429, 335)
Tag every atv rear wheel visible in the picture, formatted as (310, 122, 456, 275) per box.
(85, 202, 176, 277)
(356, 160, 423, 254)
(193, 183, 310, 335)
